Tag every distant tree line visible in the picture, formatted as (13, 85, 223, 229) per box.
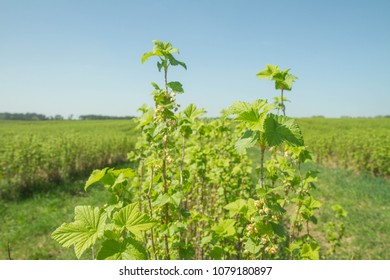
(78, 114, 135, 120)
(0, 112, 135, 121)
(0, 112, 50, 120)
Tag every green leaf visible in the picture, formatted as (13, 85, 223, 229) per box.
(51, 206, 107, 259)
(153, 122, 167, 138)
(141, 51, 155, 63)
(212, 219, 236, 237)
(226, 101, 253, 115)
(113, 203, 156, 239)
(301, 243, 320, 260)
(273, 69, 298, 91)
(270, 222, 286, 237)
(152, 193, 171, 208)
(256, 64, 280, 79)
(227, 100, 274, 131)
(85, 168, 111, 191)
(167, 54, 187, 69)
(97, 238, 147, 260)
(304, 197, 322, 210)
(245, 238, 262, 254)
(152, 192, 184, 208)
(257, 64, 298, 91)
(227, 100, 267, 116)
(142, 40, 186, 70)
(167, 81, 184, 93)
(183, 104, 206, 121)
(224, 199, 249, 217)
(255, 222, 274, 236)
(85, 168, 134, 192)
(137, 107, 154, 128)
(235, 130, 259, 154)
(332, 204, 348, 218)
(210, 247, 224, 260)
(170, 191, 184, 207)
(235, 109, 262, 127)
(263, 113, 304, 147)
(150, 82, 160, 90)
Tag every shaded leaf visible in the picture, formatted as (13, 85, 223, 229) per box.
(263, 113, 304, 147)
(167, 81, 184, 93)
(167, 54, 187, 69)
(235, 130, 259, 154)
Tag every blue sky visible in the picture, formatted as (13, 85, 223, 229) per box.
(0, 0, 389, 118)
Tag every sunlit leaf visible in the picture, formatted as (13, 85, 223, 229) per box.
(256, 64, 279, 79)
(183, 104, 206, 121)
(97, 238, 147, 260)
(224, 199, 248, 217)
(51, 206, 107, 259)
(113, 203, 156, 239)
(212, 219, 236, 237)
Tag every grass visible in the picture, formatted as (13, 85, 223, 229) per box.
(1, 161, 389, 259)
(308, 163, 390, 259)
(0, 179, 108, 259)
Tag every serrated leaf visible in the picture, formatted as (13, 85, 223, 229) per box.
(256, 64, 280, 79)
(273, 70, 298, 91)
(183, 104, 206, 121)
(97, 238, 147, 260)
(212, 219, 236, 237)
(224, 199, 248, 217)
(227, 101, 253, 115)
(235, 109, 261, 126)
(263, 113, 304, 147)
(167, 81, 184, 93)
(113, 203, 156, 239)
(227, 100, 273, 131)
(51, 206, 107, 259)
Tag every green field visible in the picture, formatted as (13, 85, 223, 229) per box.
(0, 120, 137, 199)
(0, 118, 389, 259)
(297, 118, 390, 177)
